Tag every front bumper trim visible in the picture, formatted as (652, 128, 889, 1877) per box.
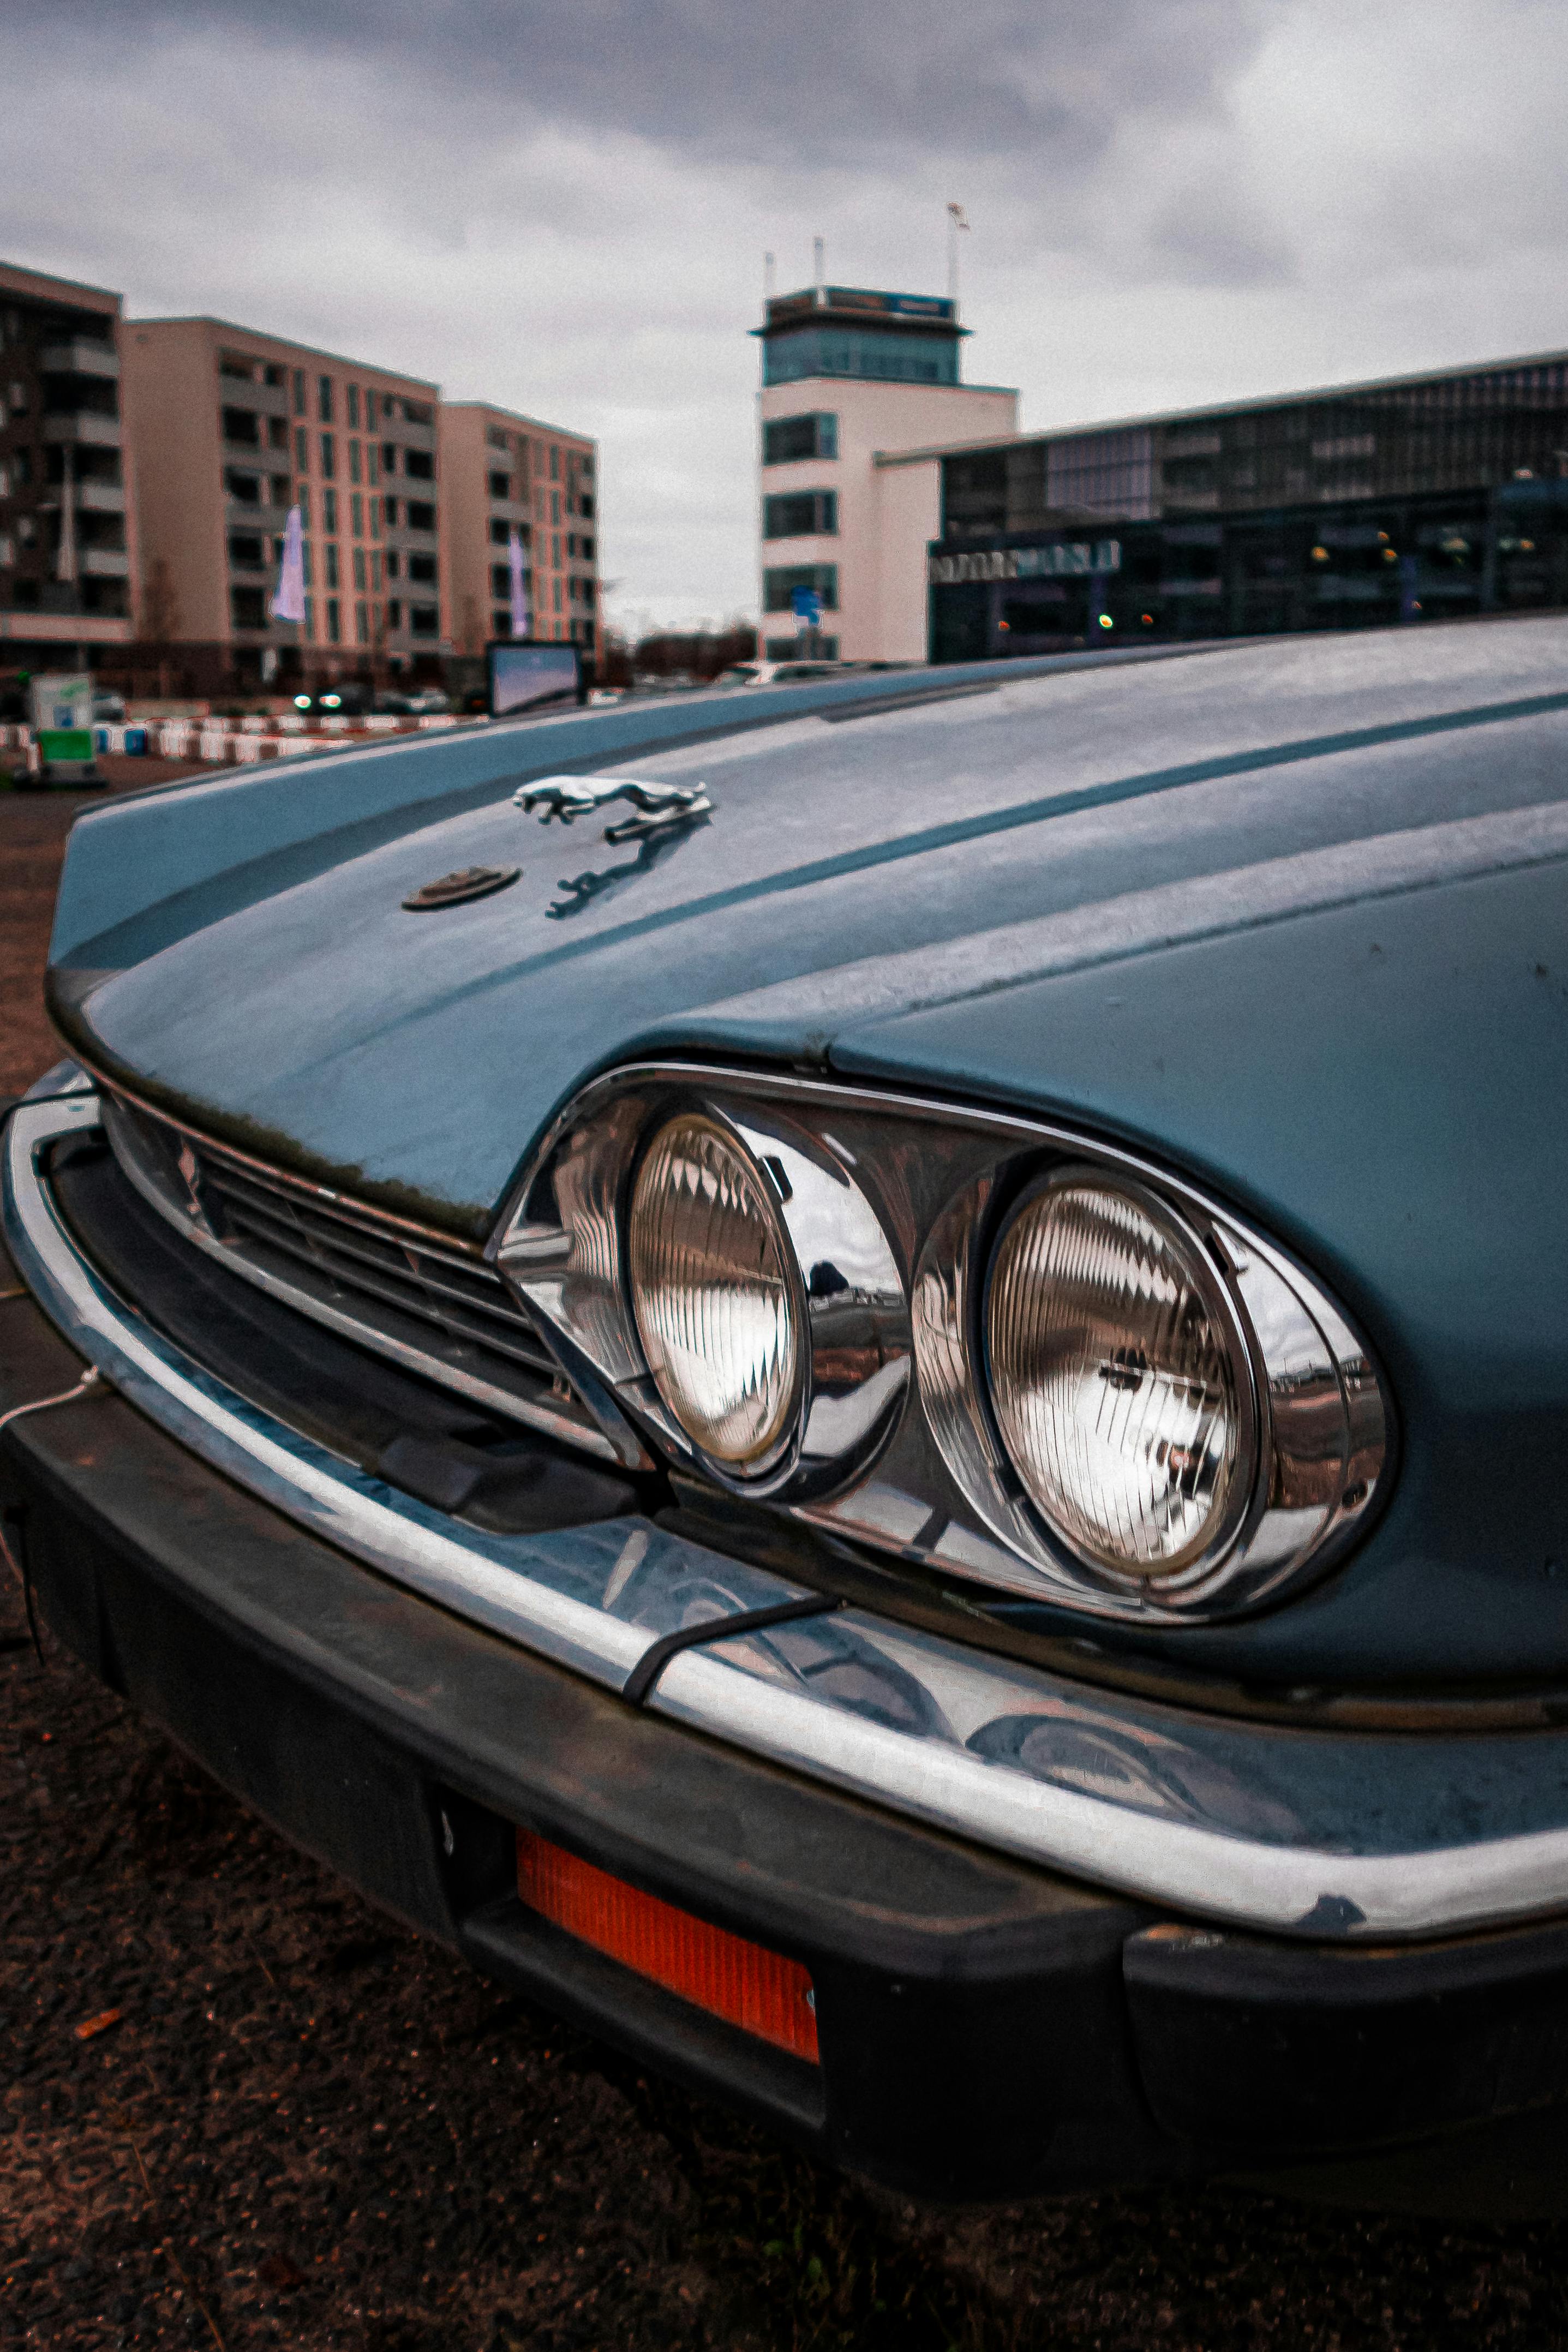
(11, 1090, 1568, 1946)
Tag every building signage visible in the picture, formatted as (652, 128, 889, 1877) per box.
(927, 540, 1122, 585)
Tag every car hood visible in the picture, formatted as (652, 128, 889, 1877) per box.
(46, 618, 1568, 1681)
(58, 621, 1568, 1232)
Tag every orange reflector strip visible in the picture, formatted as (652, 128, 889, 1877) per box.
(516, 1830, 819, 2063)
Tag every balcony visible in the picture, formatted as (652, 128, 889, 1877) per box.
(41, 339, 120, 380)
(82, 548, 131, 579)
(386, 415, 436, 452)
(487, 495, 532, 527)
(224, 495, 291, 532)
(39, 480, 127, 517)
(43, 411, 122, 449)
(219, 378, 291, 420)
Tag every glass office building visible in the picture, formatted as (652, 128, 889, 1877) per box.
(925, 351, 1568, 660)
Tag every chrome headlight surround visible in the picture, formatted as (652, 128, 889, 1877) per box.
(491, 1063, 1391, 1621)
(493, 1072, 912, 1503)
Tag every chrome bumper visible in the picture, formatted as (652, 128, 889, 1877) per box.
(9, 1086, 1568, 1945)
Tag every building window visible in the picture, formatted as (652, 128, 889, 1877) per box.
(350, 492, 363, 538)
(385, 550, 400, 580)
(553, 577, 562, 611)
(366, 389, 379, 432)
(367, 444, 379, 487)
(325, 543, 339, 590)
(487, 426, 508, 451)
(346, 384, 361, 429)
(223, 405, 260, 447)
(410, 602, 440, 637)
(492, 608, 511, 637)
(230, 584, 267, 630)
(386, 597, 402, 628)
(320, 432, 335, 480)
(763, 412, 839, 465)
(297, 485, 310, 527)
(488, 470, 511, 499)
(549, 445, 560, 481)
(763, 563, 838, 612)
(301, 540, 313, 588)
(406, 500, 435, 531)
(408, 552, 438, 584)
(349, 439, 361, 485)
(372, 549, 382, 590)
(763, 489, 837, 538)
(552, 534, 560, 568)
(550, 490, 560, 525)
(355, 599, 369, 643)
(369, 495, 381, 540)
(268, 416, 289, 451)
(490, 563, 511, 597)
(318, 375, 334, 423)
(227, 531, 265, 568)
(326, 596, 341, 642)
(294, 427, 308, 472)
(762, 327, 957, 388)
(303, 593, 314, 633)
(404, 448, 434, 481)
(488, 520, 511, 546)
(381, 442, 397, 474)
(292, 368, 306, 416)
(324, 487, 337, 533)
(352, 547, 367, 591)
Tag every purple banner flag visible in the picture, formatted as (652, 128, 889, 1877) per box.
(270, 505, 306, 624)
(508, 527, 528, 638)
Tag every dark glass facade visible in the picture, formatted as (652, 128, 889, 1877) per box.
(927, 352, 1568, 660)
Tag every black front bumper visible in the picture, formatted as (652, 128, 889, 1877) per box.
(9, 1267, 1568, 2206)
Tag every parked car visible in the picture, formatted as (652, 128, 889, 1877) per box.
(9, 620, 1568, 2206)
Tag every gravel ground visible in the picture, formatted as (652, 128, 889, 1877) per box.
(7, 770, 1568, 2350)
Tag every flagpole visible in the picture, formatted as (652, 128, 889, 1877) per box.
(946, 202, 970, 309)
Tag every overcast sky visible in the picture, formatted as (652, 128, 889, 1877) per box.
(4, 1, 1564, 631)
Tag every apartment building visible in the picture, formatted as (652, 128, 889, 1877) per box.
(0, 260, 137, 670)
(755, 284, 1016, 663)
(122, 317, 445, 685)
(440, 402, 599, 656)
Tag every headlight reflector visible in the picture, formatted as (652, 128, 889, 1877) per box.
(985, 1178, 1246, 1577)
(628, 1114, 800, 1469)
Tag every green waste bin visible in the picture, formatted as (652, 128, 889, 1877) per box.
(37, 727, 99, 785)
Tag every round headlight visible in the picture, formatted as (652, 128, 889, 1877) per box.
(985, 1177, 1249, 1578)
(627, 1114, 801, 1470)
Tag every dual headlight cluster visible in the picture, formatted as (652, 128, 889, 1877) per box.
(495, 1067, 1388, 1621)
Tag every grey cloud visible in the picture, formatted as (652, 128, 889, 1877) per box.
(40, 0, 1273, 172)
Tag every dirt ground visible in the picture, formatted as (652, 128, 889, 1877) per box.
(1, 762, 212, 1098)
(6, 772, 1568, 2349)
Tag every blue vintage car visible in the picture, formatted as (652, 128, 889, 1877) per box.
(6, 621, 1568, 2205)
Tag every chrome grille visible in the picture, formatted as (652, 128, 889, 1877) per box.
(99, 1090, 615, 1459)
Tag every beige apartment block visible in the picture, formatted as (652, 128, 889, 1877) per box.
(121, 316, 444, 685)
(440, 402, 599, 658)
(756, 285, 1017, 663)
(0, 259, 139, 672)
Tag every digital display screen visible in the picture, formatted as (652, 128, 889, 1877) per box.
(488, 642, 583, 717)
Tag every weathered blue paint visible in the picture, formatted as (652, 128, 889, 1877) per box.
(46, 619, 1568, 1684)
(50, 647, 1183, 962)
